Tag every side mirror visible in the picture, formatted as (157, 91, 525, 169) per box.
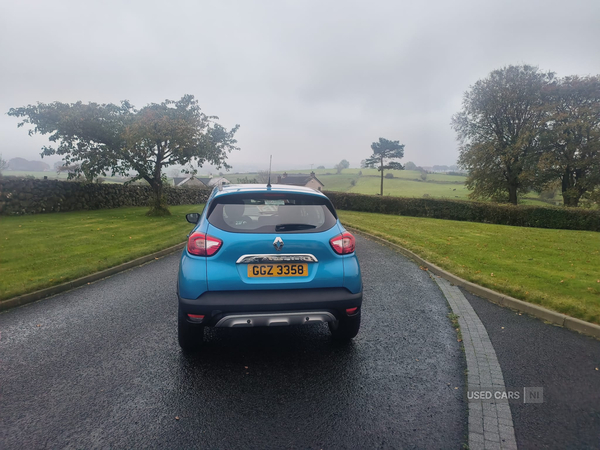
(186, 213, 200, 224)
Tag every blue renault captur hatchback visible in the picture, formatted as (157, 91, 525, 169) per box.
(177, 184, 363, 351)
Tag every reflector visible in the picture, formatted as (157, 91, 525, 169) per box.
(346, 307, 359, 315)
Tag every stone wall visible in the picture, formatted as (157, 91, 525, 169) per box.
(0, 178, 211, 215)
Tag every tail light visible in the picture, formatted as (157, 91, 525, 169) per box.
(187, 232, 222, 256)
(330, 232, 356, 254)
(187, 314, 205, 323)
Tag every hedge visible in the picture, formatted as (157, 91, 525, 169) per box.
(324, 191, 600, 232)
(2, 179, 597, 231)
(0, 178, 210, 215)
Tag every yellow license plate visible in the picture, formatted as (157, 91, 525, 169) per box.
(248, 263, 308, 277)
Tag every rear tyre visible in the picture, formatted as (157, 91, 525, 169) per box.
(178, 308, 204, 351)
(328, 311, 361, 340)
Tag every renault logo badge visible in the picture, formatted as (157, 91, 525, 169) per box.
(273, 236, 284, 251)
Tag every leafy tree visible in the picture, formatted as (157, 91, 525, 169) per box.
(56, 163, 81, 174)
(0, 153, 7, 174)
(363, 137, 405, 195)
(8, 95, 239, 215)
(588, 187, 600, 207)
(537, 76, 600, 207)
(317, 165, 325, 169)
(335, 159, 350, 174)
(404, 161, 418, 171)
(452, 65, 554, 204)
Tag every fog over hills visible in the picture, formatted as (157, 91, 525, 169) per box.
(2, 0, 599, 171)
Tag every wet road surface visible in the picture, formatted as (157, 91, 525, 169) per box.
(0, 235, 467, 448)
(463, 289, 600, 449)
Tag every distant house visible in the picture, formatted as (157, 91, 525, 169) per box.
(276, 171, 324, 191)
(197, 177, 231, 188)
(172, 176, 230, 188)
(172, 176, 205, 187)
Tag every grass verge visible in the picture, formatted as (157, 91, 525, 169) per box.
(338, 210, 600, 325)
(0, 205, 203, 301)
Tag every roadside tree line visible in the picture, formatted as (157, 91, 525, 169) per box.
(452, 65, 600, 206)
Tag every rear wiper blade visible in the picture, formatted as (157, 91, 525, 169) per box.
(275, 223, 317, 231)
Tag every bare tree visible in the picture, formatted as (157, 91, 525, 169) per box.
(256, 170, 269, 183)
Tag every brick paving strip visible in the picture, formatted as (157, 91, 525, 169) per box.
(431, 274, 518, 450)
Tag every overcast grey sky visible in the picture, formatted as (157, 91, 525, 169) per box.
(1, 0, 599, 172)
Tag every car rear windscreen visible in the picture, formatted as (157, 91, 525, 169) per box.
(207, 193, 338, 233)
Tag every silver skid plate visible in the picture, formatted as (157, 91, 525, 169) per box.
(215, 311, 336, 328)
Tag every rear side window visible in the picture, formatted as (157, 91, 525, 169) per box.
(207, 193, 338, 233)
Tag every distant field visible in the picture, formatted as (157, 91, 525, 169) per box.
(229, 169, 467, 186)
(293, 168, 467, 183)
(2, 170, 127, 183)
(328, 174, 472, 199)
(227, 169, 559, 206)
(312, 173, 553, 206)
(6, 168, 561, 207)
(2, 170, 68, 179)
(2, 170, 148, 185)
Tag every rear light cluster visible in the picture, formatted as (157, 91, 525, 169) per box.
(187, 232, 222, 256)
(330, 232, 356, 255)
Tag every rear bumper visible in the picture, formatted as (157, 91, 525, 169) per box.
(178, 287, 363, 326)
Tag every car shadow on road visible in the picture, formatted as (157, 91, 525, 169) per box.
(176, 323, 361, 383)
(168, 324, 368, 447)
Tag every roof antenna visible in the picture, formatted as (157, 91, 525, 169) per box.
(267, 155, 272, 188)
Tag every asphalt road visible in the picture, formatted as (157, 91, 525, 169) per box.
(0, 235, 467, 449)
(463, 289, 600, 450)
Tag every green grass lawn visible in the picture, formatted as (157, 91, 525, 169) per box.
(0, 205, 202, 301)
(2, 204, 597, 326)
(338, 210, 600, 325)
